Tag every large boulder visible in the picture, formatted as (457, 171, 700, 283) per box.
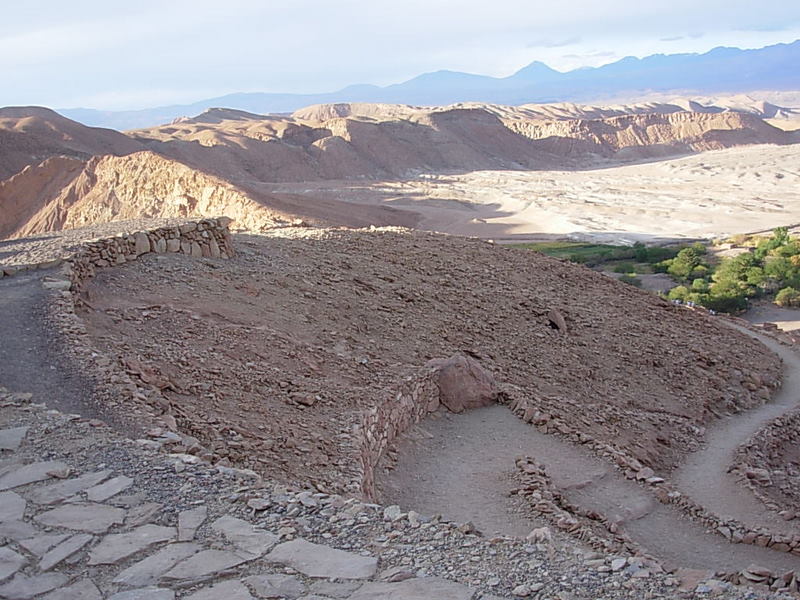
(426, 354, 498, 413)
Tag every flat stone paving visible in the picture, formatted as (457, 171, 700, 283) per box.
(0, 418, 478, 600)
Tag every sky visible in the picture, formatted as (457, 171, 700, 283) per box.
(3, 0, 800, 110)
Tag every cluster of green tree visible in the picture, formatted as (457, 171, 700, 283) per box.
(664, 228, 800, 312)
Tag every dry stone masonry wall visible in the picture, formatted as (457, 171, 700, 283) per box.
(358, 370, 442, 501)
(66, 218, 235, 293)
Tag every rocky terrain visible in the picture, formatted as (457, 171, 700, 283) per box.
(2, 220, 800, 598)
(72, 227, 781, 489)
(0, 99, 798, 241)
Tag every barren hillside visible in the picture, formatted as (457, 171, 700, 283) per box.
(0, 106, 144, 179)
(0, 100, 797, 240)
(78, 227, 780, 494)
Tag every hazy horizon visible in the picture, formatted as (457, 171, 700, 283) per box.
(4, 0, 800, 111)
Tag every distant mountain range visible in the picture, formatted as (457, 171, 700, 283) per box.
(58, 40, 800, 130)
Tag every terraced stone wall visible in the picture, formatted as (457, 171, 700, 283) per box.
(68, 217, 235, 292)
(358, 370, 441, 501)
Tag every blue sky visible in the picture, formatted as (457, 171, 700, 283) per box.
(3, 0, 799, 110)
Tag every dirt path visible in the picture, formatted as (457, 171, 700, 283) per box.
(673, 323, 800, 535)
(0, 269, 110, 421)
(379, 405, 800, 573)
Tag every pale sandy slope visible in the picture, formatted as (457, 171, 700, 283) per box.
(264, 143, 800, 243)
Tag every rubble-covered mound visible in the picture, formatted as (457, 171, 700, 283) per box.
(76, 227, 780, 495)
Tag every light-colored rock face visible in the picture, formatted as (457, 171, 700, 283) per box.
(0, 152, 285, 239)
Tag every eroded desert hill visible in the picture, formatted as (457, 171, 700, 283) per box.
(0, 106, 144, 180)
(78, 227, 781, 494)
(0, 100, 797, 239)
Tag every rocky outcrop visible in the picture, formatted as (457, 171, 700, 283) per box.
(427, 354, 498, 413)
(1, 105, 797, 239)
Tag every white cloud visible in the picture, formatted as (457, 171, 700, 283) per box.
(1, 0, 799, 108)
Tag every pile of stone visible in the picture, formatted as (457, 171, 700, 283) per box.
(733, 409, 800, 516)
(512, 456, 645, 557)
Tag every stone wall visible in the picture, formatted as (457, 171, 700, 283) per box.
(357, 369, 442, 501)
(41, 218, 238, 463)
(733, 409, 800, 516)
(67, 217, 235, 293)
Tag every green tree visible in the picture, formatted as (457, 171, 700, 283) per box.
(668, 248, 703, 280)
(776, 287, 800, 307)
(667, 286, 690, 301)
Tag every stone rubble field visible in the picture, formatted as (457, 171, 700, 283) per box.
(0, 389, 793, 600)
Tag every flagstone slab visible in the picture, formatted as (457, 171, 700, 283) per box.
(34, 502, 126, 533)
(41, 577, 102, 600)
(0, 461, 68, 491)
(26, 470, 111, 505)
(0, 547, 26, 581)
(265, 538, 377, 580)
(184, 579, 255, 600)
(0, 520, 37, 541)
(177, 506, 207, 542)
(308, 581, 364, 598)
(18, 533, 69, 557)
(211, 515, 277, 557)
(114, 542, 201, 587)
(347, 577, 476, 600)
(108, 587, 175, 600)
(244, 573, 306, 599)
(0, 427, 28, 452)
(161, 549, 251, 582)
(88, 524, 175, 565)
(86, 475, 133, 502)
(0, 491, 26, 522)
(39, 533, 93, 571)
(0, 572, 68, 600)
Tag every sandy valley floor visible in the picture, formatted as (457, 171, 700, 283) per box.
(264, 144, 800, 244)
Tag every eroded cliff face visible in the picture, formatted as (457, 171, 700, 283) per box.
(2, 152, 287, 239)
(504, 111, 791, 158)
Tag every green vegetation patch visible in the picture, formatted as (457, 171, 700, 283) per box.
(664, 227, 800, 313)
